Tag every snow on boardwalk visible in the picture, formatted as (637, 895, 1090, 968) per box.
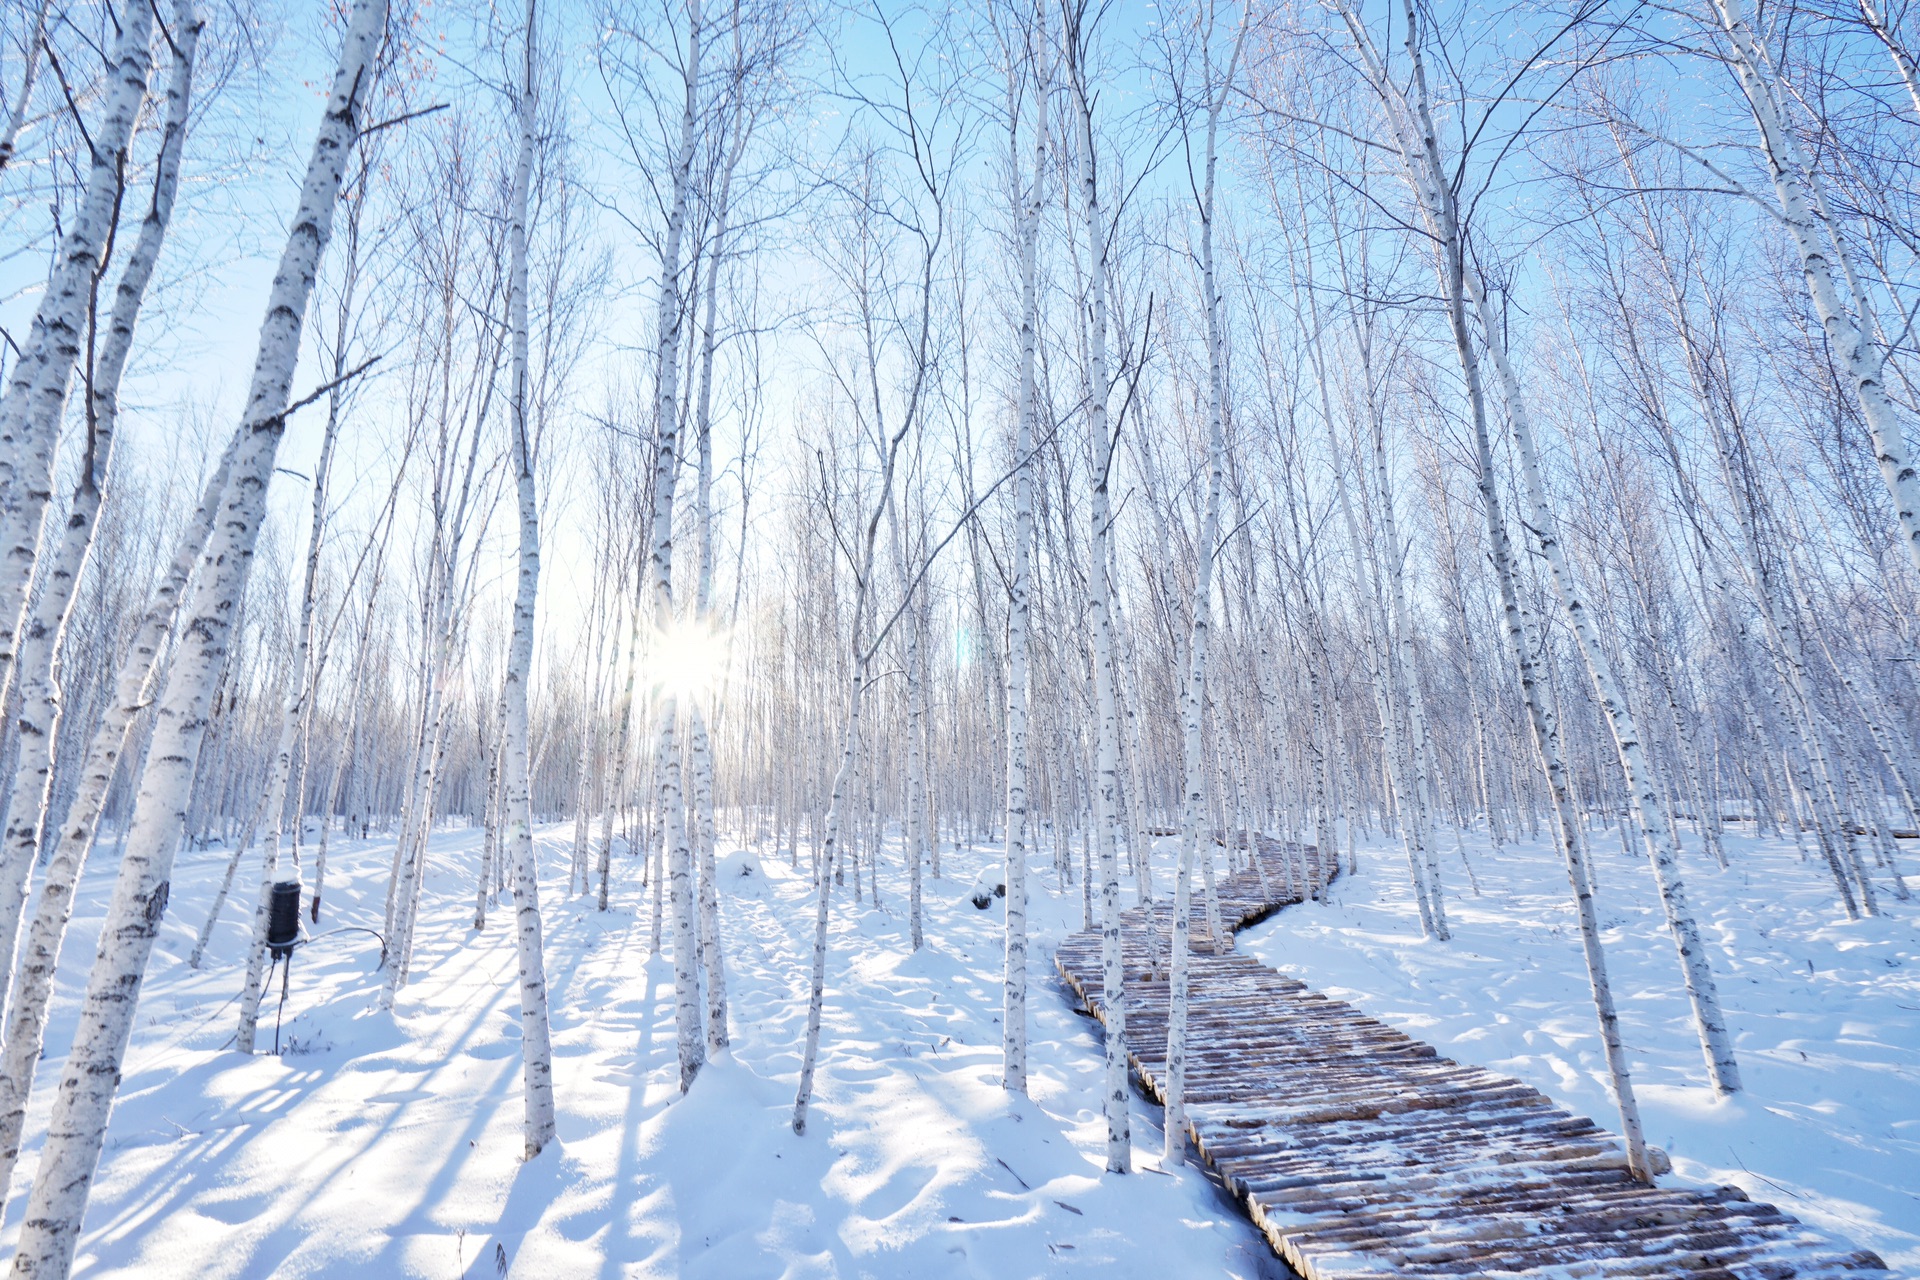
(1055, 839, 1893, 1279)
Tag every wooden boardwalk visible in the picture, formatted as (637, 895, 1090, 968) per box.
(1055, 837, 1891, 1279)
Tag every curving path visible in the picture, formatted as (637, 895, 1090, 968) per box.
(1055, 836, 1891, 1279)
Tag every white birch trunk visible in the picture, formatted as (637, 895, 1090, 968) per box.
(1708, 0, 1920, 585)
(0, 0, 156, 704)
(904, 606, 926, 951)
(383, 587, 458, 999)
(1113, 608, 1155, 911)
(187, 817, 255, 972)
(0, 0, 52, 175)
(1468, 363, 1654, 1178)
(0, 65, 217, 1185)
(1372, 392, 1448, 938)
(1064, 5, 1129, 1175)
(1855, 0, 1920, 118)
(307, 575, 378, 924)
(502, 0, 558, 1154)
(570, 701, 594, 894)
(649, 763, 667, 953)
(9, 3, 387, 1267)
(648, 0, 706, 1093)
(1325, 384, 1436, 936)
(792, 671, 865, 1134)
(598, 603, 642, 910)
(0, 2, 195, 1028)
(686, 70, 746, 1058)
(1000, 31, 1044, 1097)
(1164, 15, 1241, 1164)
(475, 695, 504, 929)
(234, 338, 348, 1053)
(689, 706, 728, 1055)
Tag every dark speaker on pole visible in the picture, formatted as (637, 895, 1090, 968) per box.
(267, 880, 303, 959)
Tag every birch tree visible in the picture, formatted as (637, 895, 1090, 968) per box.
(1062, 0, 1130, 1175)
(643, 0, 708, 1091)
(1700, 0, 1920, 584)
(500, 0, 558, 1157)
(0, 0, 161, 989)
(996, 0, 1045, 1099)
(8, 1, 391, 1270)
(0, 3, 203, 1199)
(1162, 0, 1244, 1168)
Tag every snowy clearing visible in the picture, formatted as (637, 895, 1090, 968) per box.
(2, 825, 1295, 1279)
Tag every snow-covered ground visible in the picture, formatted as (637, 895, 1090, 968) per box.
(1, 824, 1289, 1279)
(1239, 828, 1920, 1274)
(9, 819, 1913, 1277)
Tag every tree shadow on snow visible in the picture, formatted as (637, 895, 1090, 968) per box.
(473, 1143, 569, 1280)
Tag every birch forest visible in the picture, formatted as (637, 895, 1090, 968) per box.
(0, 0, 1913, 1272)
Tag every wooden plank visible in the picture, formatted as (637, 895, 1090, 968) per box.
(1053, 836, 1891, 1279)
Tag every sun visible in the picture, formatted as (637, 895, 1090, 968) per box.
(646, 618, 729, 700)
